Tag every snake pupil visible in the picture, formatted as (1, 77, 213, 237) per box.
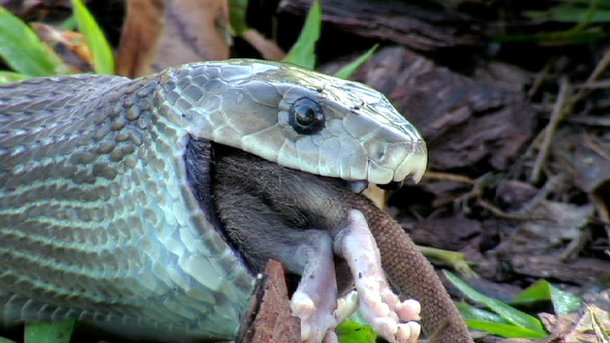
(296, 107, 315, 125)
(289, 97, 325, 134)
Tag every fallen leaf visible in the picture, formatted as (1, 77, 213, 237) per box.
(116, 0, 231, 77)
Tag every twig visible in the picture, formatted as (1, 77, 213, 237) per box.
(530, 78, 570, 183)
(576, 79, 610, 90)
(583, 133, 610, 161)
(432, 189, 479, 209)
(591, 193, 610, 244)
(568, 48, 610, 109)
(564, 115, 610, 127)
(423, 171, 476, 185)
(559, 228, 590, 261)
(520, 174, 568, 214)
(527, 48, 610, 172)
(477, 199, 534, 221)
(528, 57, 555, 97)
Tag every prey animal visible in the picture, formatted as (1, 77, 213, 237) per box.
(0, 59, 470, 342)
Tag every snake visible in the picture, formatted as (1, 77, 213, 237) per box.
(0, 59, 469, 342)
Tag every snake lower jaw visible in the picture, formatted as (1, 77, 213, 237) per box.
(343, 180, 369, 193)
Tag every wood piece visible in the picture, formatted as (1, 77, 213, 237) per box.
(278, 0, 479, 51)
(238, 260, 300, 343)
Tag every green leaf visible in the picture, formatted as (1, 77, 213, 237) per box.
(465, 320, 548, 338)
(444, 271, 547, 337)
(460, 300, 547, 338)
(419, 245, 478, 277)
(526, 7, 610, 24)
(60, 15, 77, 30)
(336, 320, 377, 343)
(283, 0, 321, 69)
(334, 44, 378, 80)
(513, 280, 583, 315)
(0, 337, 18, 343)
(24, 320, 75, 343)
(548, 286, 583, 315)
(229, 0, 249, 35)
(71, 0, 114, 74)
(0, 5, 68, 76)
(0, 71, 32, 84)
(457, 302, 509, 323)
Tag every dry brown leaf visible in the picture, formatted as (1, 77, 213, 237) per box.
(241, 29, 285, 61)
(31, 22, 93, 73)
(279, 0, 479, 51)
(563, 305, 610, 343)
(116, 0, 231, 77)
(115, 0, 163, 77)
(510, 200, 593, 254)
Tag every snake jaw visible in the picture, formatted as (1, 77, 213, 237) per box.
(393, 138, 428, 183)
(364, 133, 428, 185)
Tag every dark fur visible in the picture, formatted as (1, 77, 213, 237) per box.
(210, 144, 354, 289)
(184, 136, 351, 277)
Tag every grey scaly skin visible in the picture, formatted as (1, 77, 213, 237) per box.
(0, 59, 427, 341)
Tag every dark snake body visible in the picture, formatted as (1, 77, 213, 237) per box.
(0, 73, 254, 341)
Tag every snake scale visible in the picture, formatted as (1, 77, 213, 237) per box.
(0, 59, 470, 342)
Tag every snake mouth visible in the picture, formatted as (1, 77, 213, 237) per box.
(184, 135, 422, 275)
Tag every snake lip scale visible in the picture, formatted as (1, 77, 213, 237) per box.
(0, 59, 450, 342)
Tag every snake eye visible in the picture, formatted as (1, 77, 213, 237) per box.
(288, 97, 325, 134)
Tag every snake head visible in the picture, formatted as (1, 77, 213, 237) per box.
(159, 59, 427, 185)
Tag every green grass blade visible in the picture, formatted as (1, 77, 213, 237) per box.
(71, 0, 114, 74)
(61, 15, 77, 30)
(458, 303, 546, 338)
(24, 320, 75, 343)
(0, 5, 68, 76)
(334, 44, 378, 80)
(0, 71, 32, 84)
(526, 8, 610, 24)
(283, 0, 321, 69)
(229, 0, 249, 35)
(466, 320, 548, 338)
(444, 271, 547, 336)
(457, 302, 508, 323)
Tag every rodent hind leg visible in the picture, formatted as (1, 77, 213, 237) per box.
(334, 210, 421, 343)
(214, 190, 339, 342)
(288, 230, 339, 343)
